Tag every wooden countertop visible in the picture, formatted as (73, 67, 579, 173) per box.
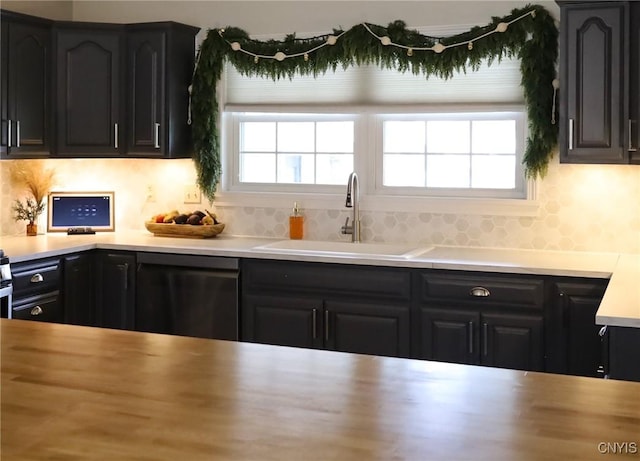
(2, 320, 639, 460)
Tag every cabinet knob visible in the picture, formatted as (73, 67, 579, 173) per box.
(30, 306, 43, 316)
(469, 286, 490, 297)
(30, 273, 44, 283)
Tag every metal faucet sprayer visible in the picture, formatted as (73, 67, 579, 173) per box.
(341, 172, 361, 242)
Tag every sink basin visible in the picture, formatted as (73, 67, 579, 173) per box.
(253, 240, 432, 258)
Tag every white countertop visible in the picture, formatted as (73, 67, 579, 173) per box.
(1, 231, 638, 327)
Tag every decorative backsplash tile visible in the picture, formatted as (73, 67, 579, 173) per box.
(1, 156, 639, 253)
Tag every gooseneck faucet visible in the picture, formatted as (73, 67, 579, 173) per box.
(341, 172, 361, 242)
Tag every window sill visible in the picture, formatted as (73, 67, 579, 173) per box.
(213, 191, 541, 217)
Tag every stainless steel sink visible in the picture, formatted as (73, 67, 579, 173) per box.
(253, 240, 433, 259)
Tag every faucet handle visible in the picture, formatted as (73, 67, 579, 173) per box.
(341, 217, 351, 234)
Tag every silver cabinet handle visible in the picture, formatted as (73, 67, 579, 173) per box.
(483, 323, 489, 356)
(7, 119, 11, 147)
(154, 123, 160, 149)
(469, 286, 490, 297)
(468, 321, 474, 354)
(568, 118, 574, 150)
(30, 273, 44, 283)
(324, 310, 330, 343)
(630, 120, 637, 152)
(30, 306, 43, 316)
(312, 308, 318, 340)
(599, 326, 607, 337)
(16, 120, 20, 147)
(114, 123, 119, 149)
(120, 263, 128, 290)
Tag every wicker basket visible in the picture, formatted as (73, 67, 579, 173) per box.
(144, 221, 225, 238)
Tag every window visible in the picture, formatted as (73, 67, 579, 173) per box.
(228, 109, 526, 200)
(378, 111, 526, 198)
(230, 113, 356, 191)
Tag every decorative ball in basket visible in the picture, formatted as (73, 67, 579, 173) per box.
(145, 209, 224, 238)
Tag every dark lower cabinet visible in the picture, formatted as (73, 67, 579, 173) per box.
(421, 308, 543, 371)
(548, 279, 609, 377)
(242, 259, 412, 358)
(95, 251, 135, 330)
(242, 295, 410, 357)
(243, 295, 321, 349)
(482, 312, 544, 371)
(63, 252, 95, 326)
(135, 254, 239, 340)
(12, 292, 62, 323)
(416, 271, 546, 371)
(607, 326, 640, 381)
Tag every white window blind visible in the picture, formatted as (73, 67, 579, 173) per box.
(224, 25, 524, 107)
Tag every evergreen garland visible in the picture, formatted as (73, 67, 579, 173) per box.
(191, 4, 558, 201)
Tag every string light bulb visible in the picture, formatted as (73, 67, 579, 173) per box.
(304, 53, 309, 61)
(380, 36, 392, 46)
(230, 42, 241, 51)
(254, 56, 259, 63)
(432, 43, 446, 53)
(496, 22, 508, 33)
(274, 51, 286, 61)
(468, 42, 473, 50)
(326, 35, 337, 45)
(407, 48, 413, 56)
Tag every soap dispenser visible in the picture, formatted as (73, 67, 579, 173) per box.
(289, 202, 304, 240)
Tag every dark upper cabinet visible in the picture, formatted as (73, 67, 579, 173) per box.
(126, 23, 199, 157)
(631, 2, 640, 163)
(54, 23, 124, 155)
(558, 1, 639, 164)
(0, 11, 52, 158)
(52, 20, 198, 157)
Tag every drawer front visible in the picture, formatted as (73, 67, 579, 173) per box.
(12, 292, 63, 323)
(11, 258, 61, 295)
(244, 259, 411, 302)
(417, 271, 544, 308)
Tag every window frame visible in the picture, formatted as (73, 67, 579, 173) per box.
(219, 106, 539, 217)
(373, 108, 528, 200)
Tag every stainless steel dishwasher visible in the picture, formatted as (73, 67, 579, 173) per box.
(136, 252, 239, 340)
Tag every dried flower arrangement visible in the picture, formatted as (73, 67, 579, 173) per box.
(9, 161, 56, 225)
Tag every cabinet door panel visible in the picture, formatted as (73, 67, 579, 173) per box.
(243, 295, 321, 349)
(561, 3, 627, 162)
(56, 29, 122, 154)
(326, 301, 410, 358)
(127, 30, 164, 154)
(95, 252, 135, 330)
(631, 2, 640, 162)
(7, 21, 50, 154)
(63, 253, 95, 326)
(421, 308, 479, 365)
(482, 313, 543, 371)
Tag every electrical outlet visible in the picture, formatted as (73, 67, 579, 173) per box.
(146, 184, 156, 203)
(183, 184, 202, 204)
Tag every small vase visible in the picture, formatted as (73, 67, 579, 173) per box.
(26, 222, 37, 236)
